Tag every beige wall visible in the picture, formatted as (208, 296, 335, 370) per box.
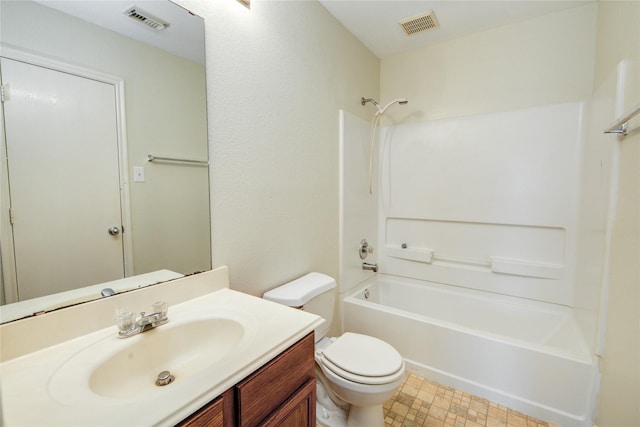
(1, 1, 210, 278)
(175, 0, 379, 296)
(380, 4, 597, 123)
(593, 2, 640, 425)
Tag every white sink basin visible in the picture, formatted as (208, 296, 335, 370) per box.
(1, 286, 324, 426)
(89, 318, 244, 398)
(49, 314, 246, 404)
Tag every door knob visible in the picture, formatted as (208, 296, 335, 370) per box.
(108, 226, 120, 236)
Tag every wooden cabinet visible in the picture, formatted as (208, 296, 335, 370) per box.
(179, 333, 315, 427)
(236, 332, 315, 426)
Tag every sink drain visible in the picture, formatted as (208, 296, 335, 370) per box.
(155, 370, 175, 386)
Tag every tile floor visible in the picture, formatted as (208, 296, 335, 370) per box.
(383, 374, 558, 427)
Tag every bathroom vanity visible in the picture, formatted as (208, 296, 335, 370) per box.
(180, 332, 315, 426)
(0, 267, 322, 426)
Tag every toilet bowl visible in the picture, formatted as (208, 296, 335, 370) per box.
(263, 273, 406, 427)
(315, 334, 405, 427)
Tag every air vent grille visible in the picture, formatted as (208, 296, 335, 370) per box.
(399, 11, 439, 36)
(124, 6, 169, 31)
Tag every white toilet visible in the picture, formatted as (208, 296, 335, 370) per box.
(263, 272, 405, 427)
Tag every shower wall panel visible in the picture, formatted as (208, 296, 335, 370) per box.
(377, 102, 585, 305)
(339, 110, 378, 293)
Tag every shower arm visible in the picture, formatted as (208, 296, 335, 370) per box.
(361, 97, 379, 108)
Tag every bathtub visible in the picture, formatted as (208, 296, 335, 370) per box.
(342, 274, 595, 426)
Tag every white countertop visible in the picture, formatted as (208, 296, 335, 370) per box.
(0, 287, 322, 426)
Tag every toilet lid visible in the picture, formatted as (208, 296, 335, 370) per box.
(321, 332, 403, 379)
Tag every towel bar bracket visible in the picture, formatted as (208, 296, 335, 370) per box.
(604, 121, 628, 135)
(604, 103, 639, 136)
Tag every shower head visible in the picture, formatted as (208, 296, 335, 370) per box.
(378, 98, 409, 115)
(361, 96, 408, 115)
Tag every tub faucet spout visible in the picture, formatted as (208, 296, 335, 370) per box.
(363, 262, 378, 273)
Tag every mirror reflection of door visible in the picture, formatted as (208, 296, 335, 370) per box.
(1, 57, 127, 301)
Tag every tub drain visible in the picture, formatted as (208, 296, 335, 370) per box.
(155, 370, 175, 386)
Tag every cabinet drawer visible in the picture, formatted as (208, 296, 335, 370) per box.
(236, 332, 315, 426)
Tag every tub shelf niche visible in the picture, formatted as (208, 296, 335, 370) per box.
(386, 247, 434, 263)
(385, 245, 564, 279)
(490, 256, 563, 279)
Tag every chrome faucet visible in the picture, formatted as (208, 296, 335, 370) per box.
(116, 301, 168, 338)
(362, 262, 378, 273)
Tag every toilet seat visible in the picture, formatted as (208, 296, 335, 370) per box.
(319, 333, 404, 385)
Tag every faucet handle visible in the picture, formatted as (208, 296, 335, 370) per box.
(152, 301, 168, 320)
(116, 311, 135, 333)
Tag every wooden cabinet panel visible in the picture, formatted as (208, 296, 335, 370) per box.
(236, 333, 315, 427)
(261, 378, 316, 427)
(178, 389, 234, 427)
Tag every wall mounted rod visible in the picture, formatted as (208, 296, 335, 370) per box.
(604, 103, 640, 135)
(147, 154, 208, 165)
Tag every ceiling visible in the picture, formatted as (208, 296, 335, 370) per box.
(33, 0, 594, 63)
(33, 0, 204, 64)
(318, 0, 595, 58)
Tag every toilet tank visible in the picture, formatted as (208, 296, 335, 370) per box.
(263, 272, 336, 341)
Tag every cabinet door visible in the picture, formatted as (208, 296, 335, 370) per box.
(236, 333, 315, 426)
(261, 378, 316, 427)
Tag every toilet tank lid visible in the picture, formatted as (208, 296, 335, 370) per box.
(263, 272, 336, 307)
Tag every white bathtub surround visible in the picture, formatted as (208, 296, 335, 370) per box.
(376, 102, 585, 306)
(344, 275, 594, 426)
(337, 101, 600, 425)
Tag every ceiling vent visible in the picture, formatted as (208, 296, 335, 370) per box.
(124, 6, 169, 31)
(399, 11, 440, 36)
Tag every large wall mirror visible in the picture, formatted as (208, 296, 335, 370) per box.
(0, 0, 211, 323)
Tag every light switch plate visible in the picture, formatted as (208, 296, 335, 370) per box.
(133, 166, 145, 183)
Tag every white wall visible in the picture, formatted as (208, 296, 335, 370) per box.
(175, 0, 379, 298)
(591, 2, 640, 425)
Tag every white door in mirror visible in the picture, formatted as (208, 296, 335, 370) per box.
(2, 57, 125, 300)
